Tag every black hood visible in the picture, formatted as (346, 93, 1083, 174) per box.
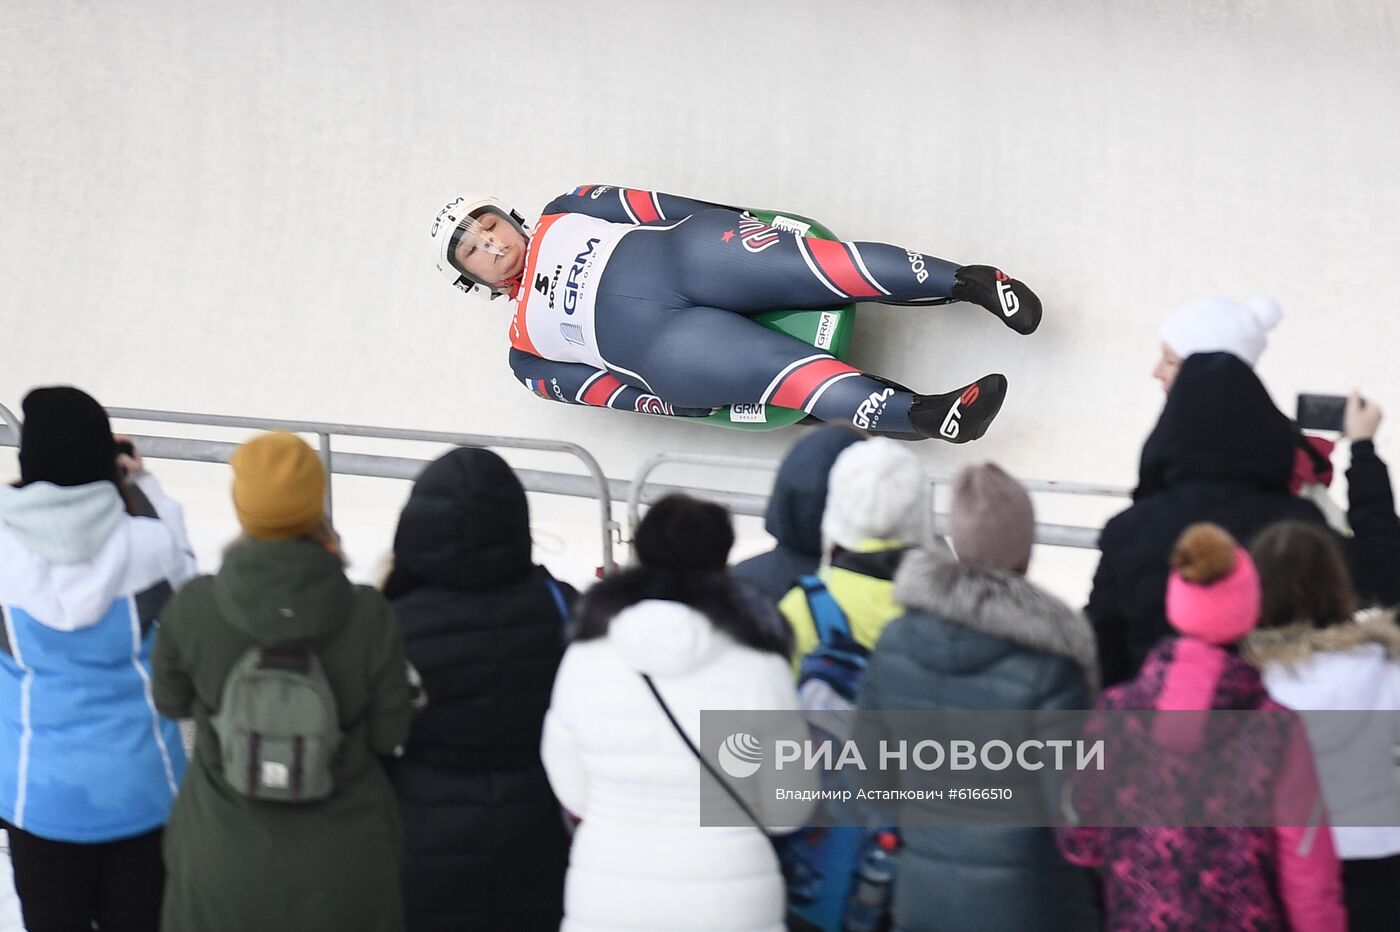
(1134, 352, 1298, 500)
(386, 447, 532, 595)
(764, 427, 864, 556)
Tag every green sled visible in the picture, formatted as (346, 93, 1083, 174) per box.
(702, 209, 857, 431)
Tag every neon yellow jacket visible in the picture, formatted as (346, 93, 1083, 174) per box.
(779, 540, 911, 672)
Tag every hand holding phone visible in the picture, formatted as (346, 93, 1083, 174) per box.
(114, 435, 144, 478)
(1344, 391, 1383, 441)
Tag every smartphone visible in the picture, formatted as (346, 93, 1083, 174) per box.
(1296, 393, 1347, 432)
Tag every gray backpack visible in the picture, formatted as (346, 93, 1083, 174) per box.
(211, 646, 342, 803)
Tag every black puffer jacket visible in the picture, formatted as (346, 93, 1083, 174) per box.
(384, 448, 575, 932)
(732, 427, 864, 601)
(1087, 353, 1325, 687)
(859, 549, 1100, 932)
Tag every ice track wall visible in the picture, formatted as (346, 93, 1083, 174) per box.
(2, 0, 1398, 538)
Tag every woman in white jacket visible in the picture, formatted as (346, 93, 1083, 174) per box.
(1245, 519, 1400, 932)
(542, 494, 801, 932)
(0, 387, 197, 931)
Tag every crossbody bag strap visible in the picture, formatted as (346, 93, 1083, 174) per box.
(640, 673, 771, 837)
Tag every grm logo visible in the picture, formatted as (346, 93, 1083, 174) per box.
(730, 402, 767, 424)
(431, 197, 464, 236)
(853, 387, 894, 430)
(718, 733, 764, 779)
(563, 238, 601, 315)
(814, 312, 839, 351)
(770, 215, 812, 236)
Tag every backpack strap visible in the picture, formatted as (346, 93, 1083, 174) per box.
(544, 575, 570, 625)
(798, 575, 851, 645)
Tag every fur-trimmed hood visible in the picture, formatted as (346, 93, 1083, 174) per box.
(893, 548, 1099, 692)
(1243, 608, 1400, 671)
(572, 565, 792, 664)
(1246, 608, 1400, 722)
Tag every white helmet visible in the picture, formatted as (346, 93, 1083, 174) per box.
(430, 194, 529, 298)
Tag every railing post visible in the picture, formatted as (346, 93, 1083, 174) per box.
(925, 477, 938, 546)
(0, 403, 20, 440)
(601, 503, 619, 574)
(317, 432, 333, 525)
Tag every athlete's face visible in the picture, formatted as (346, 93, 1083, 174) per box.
(1153, 343, 1184, 392)
(453, 211, 527, 289)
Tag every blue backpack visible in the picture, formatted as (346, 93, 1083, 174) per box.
(782, 575, 883, 931)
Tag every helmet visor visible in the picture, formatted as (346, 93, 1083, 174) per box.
(446, 205, 528, 291)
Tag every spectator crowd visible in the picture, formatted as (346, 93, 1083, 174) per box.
(2, 294, 1398, 930)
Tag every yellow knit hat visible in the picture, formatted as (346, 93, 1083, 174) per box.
(230, 432, 326, 541)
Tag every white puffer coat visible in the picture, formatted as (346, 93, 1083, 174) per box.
(541, 570, 800, 932)
(1245, 609, 1400, 860)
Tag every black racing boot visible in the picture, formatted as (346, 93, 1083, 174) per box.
(951, 265, 1042, 335)
(909, 373, 1008, 443)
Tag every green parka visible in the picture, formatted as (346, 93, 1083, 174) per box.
(152, 539, 413, 932)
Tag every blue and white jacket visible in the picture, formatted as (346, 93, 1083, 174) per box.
(0, 473, 196, 842)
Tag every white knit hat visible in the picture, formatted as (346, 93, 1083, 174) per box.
(821, 437, 926, 550)
(1158, 296, 1283, 367)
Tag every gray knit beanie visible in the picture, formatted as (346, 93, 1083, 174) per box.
(949, 463, 1034, 573)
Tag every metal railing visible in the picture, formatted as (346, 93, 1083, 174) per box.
(928, 474, 1134, 549)
(626, 453, 776, 532)
(1, 405, 1134, 570)
(628, 453, 1133, 553)
(0, 404, 19, 439)
(0, 404, 626, 572)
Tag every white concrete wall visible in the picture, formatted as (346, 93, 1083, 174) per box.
(2, 0, 1398, 599)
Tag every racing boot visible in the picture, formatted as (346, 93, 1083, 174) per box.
(952, 265, 1042, 335)
(909, 373, 1008, 443)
